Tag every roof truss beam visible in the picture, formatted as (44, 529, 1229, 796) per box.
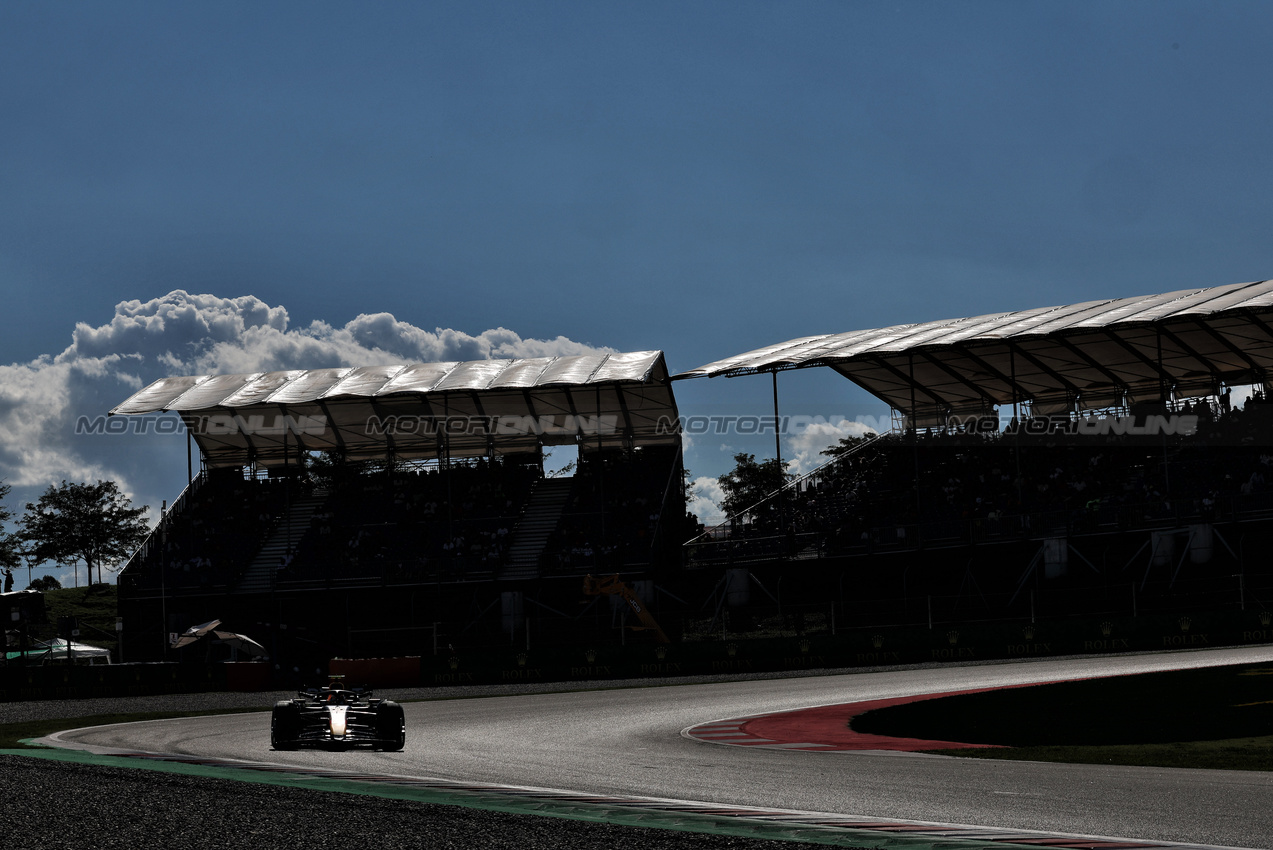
(951, 345, 1032, 403)
(860, 354, 955, 411)
(1190, 317, 1264, 379)
(915, 351, 999, 409)
(1006, 342, 1082, 399)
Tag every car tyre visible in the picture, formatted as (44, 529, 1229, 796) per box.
(271, 700, 300, 750)
(375, 701, 405, 751)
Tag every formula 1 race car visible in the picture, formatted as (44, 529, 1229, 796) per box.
(271, 681, 406, 751)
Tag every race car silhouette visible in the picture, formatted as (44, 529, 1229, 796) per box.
(271, 679, 405, 751)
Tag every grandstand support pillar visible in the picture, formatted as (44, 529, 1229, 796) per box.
(1009, 345, 1024, 509)
(838, 572, 846, 625)
(441, 395, 451, 472)
(316, 399, 346, 459)
(597, 384, 607, 545)
(771, 370, 782, 474)
(1237, 532, 1247, 611)
(1009, 345, 1019, 422)
(159, 500, 167, 657)
(772, 369, 786, 534)
(282, 422, 293, 559)
(443, 395, 453, 547)
(909, 355, 921, 537)
(1157, 328, 1174, 506)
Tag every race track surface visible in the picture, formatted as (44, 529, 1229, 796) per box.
(49, 646, 1273, 849)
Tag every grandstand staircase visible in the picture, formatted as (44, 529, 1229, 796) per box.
(235, 490, 328, 594)
(499, 478, 573, 580)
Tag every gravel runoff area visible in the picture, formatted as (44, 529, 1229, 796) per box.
(0, 671, 891, 850)
(0, 756, 865, 850)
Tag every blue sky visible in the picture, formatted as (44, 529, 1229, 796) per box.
(4, 1, 1273, 581)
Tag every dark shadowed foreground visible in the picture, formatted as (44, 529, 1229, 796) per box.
(0, 756, 856, 850)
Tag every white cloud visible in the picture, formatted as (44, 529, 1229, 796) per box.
(0, 290, 613, 542)
(1230, 384, 1255, 411)
(783, 418, 878, 476)
(687, 475, 725, 525)
(0, 355, 129, 489)
(63, 291, 610, 380)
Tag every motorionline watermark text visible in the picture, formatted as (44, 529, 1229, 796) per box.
(659, 413, 1200, 437)
(666, 414, 890, 436)
(75, 411, 1203, 439)
(76, 413, 623, 438)
(996, 413, 1200, 437)
(77, 413, 881, 438)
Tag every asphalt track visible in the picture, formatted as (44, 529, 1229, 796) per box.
(46, 646, 1273, 849)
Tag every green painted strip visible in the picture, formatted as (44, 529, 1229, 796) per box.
(2, 744, 1050, 850)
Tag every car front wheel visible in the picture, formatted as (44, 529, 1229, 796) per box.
(271, 701, 300, 750)
(374, 701, 405, 751)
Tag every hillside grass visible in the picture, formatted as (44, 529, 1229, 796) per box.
(23, 584, 120, 657)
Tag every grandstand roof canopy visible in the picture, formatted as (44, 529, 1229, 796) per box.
(676, 279, 1273, 424)
(111, 351, 680, 468)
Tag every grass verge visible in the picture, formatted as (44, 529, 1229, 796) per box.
(852, 660, 1273, 771)
(925, 736, 1273, 771)
(0, 706, 271, 750)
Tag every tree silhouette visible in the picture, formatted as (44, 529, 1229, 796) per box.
(21, 481, 149, 586)
(0, 480, 21, 578)
(717, 453, 789, 524)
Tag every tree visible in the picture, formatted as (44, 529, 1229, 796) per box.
(716, 453, 790, 519)
(819, 435, 880, 468)
(680, 467, 708, 539)
(0, 480, 22, 576)
(20, 481, 150, 587)
(27, 575, 61, 592)
(820, 432, 878, 462)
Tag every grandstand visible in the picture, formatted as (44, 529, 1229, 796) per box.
(111, 281, 1273, 675)
(676, 280, 1273, 630)
(111, 352, 690, 665)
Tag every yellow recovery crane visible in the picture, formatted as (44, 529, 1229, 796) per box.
(582, 574, 671, 644)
